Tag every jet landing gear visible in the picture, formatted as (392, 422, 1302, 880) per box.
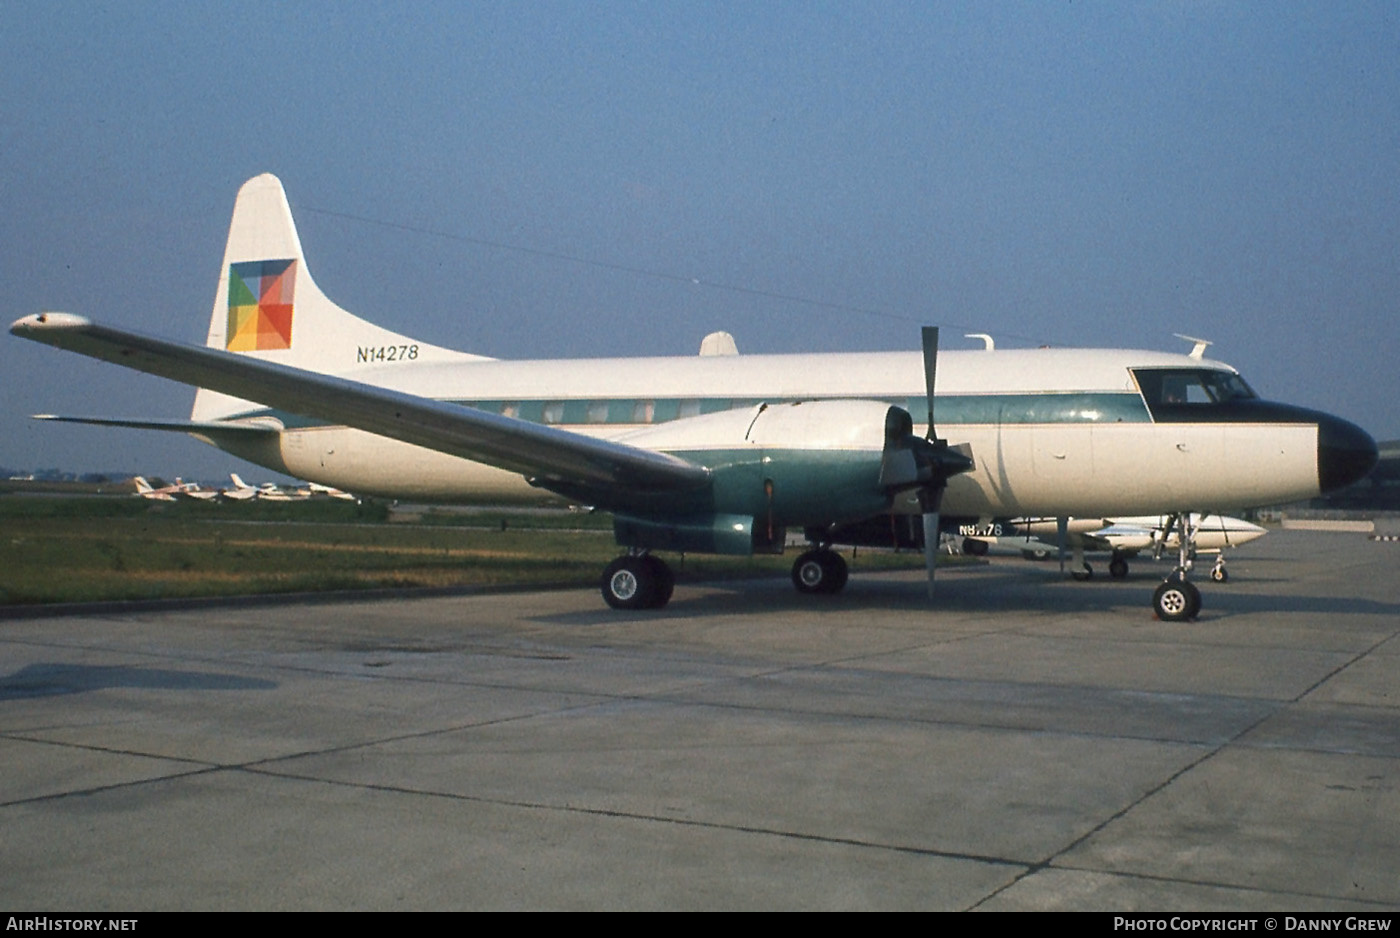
(1153, 577, 1201, 622)
(600, 553, 675, 610)
(791, 548, 848, 595)
(1151, 513, 1203, 622)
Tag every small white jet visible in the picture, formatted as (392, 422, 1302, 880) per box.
(223, 472, 309, 501)
(959, 513, 1267, 582)
(12, 175, 1378, 620)
(131, 476, 179, 501)
(176, 480, 220, 501)
(306, 481, 358, 502)
(132, 475, 217, 502)
(250, 481, 310, 502)
(222, 472, 261, 501)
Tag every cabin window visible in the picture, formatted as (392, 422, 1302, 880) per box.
(678, 400, 701, 419)
(632, 400, 655, 423)
(542, 402, 565, 424)
(501, 403, 519, 419)
(587, 401, 610, 423)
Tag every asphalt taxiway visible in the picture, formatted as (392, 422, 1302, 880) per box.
(2, 530, 1397, 910)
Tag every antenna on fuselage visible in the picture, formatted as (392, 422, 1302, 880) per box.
(965, 333, 995, 350)
(1174, 334, 1213, 360)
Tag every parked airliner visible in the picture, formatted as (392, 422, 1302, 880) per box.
(11, 175, 1377, 619)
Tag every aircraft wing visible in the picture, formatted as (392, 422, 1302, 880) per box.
(1080, 523, 1154, 552)
(11, 313, 711, 494)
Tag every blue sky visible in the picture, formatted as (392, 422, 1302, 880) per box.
(3, 1, 1396, 479)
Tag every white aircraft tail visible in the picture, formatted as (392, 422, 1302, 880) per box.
(192, 174, 489, 422)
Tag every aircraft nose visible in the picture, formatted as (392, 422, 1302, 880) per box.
(1317, 414, 1378, 493)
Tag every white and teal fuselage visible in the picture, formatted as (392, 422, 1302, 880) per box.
(206, 344, 1324, 520)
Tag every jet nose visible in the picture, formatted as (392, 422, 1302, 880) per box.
(1318, 414, 1378, 493)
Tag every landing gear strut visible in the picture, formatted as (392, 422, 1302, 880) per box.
(1152, 513, 1203, 621)
(600, 552, 675, 610)
(791, 548, 849, 595)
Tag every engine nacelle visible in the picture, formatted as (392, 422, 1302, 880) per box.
(603, 400, 935, 552)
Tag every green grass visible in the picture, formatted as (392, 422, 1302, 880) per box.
(0, 496, 938, 605)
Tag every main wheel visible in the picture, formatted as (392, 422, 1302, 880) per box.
(601, 556, 656, 610)
(1153, 579, 1201, 621)
(1109, 556, 1129, 579)
(644, 555, 675, 607)
(792, 549, 848, 594)
(822, 551, 849, 593)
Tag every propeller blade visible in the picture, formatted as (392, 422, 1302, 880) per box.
(923, 510, 940, 599)
(921, 326, 940, 442)
(915, 325, 973, 602)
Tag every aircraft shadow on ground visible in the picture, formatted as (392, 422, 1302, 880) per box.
(0, 663, 278, 700)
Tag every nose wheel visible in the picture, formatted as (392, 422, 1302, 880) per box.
(1151, 512, 1206, 620)
(1153, 577, 1201, 621)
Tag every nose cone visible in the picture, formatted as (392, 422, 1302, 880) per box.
(1318, 414, 1378, 492)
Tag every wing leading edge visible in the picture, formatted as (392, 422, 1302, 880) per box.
(11, 313, 711, 496)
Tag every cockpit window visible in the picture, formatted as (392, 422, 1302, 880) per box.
(1133, 369, 1256, 416)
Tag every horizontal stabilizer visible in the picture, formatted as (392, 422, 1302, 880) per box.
(33, 414, 280, 434)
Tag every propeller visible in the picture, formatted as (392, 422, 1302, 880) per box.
(876, 328, 974, 598)
(873, 327, 974, 599)
(920, 327, 970, 597)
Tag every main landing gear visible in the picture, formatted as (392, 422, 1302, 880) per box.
(600, 553, 675, 610)
(599, 547, 852, 609)
(791, 548, 849, 595)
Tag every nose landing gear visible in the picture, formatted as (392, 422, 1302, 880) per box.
(1152, 576, 1202, 621)
(1152, 512, 1205, 621)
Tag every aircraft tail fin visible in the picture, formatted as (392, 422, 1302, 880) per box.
(192, 174, 489, 422)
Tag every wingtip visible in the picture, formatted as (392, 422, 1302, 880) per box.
(11, 311, 93, 334)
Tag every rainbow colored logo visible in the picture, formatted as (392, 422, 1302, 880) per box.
(227, 259, 296, 351)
